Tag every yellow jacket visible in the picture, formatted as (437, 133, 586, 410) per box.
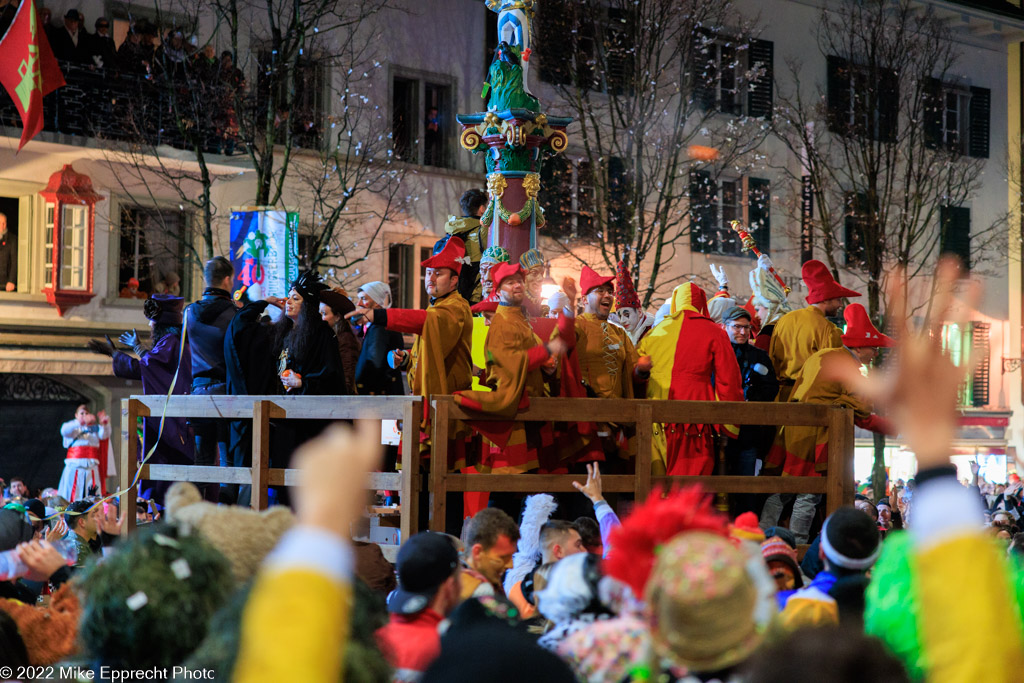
(768, 306, 843, 399)
(234, 527, 353, 683)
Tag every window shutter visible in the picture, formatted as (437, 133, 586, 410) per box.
(694, 36, 717, 111)
(608, 155, 631, 235)
(970, 322, 990, 407)
(605, 7, 635, 96)
(538, 155, 574, 238)
(747, 39, 773, 119)
(689, 170, 715, 253)
(538, 0, 574, 86)
(940, 205, 971, 269)
(747, 177, 770, 254)
(969, 86, 990, 159)
(923, 78, 942, 149)
(877, 69, 899, 143)
(826, 55, 850, 134)
(844, 192, 868, 267)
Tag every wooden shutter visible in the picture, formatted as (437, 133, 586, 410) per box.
(538, 155, 574, 238)
(747, 39, 773, 119)
(605, 7, 635, 96)
(940, 205, 971, 269)
(877, 68, 899, 143)
(747, 177, 770, 253)
(969, 86, 990, 159)
(923, 78, 942, 150)
(826, 55, 851, 134)
(970, 322, 990, 407)
(607, 156, 631, 235)
(689, 170, 716, 253)
(538, 0, 574, 86)
(694, 34, 717, 112)
(844, 192, 868, 267)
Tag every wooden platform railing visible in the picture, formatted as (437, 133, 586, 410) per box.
(119, 395, 423, 540)
(428, 396, 854, 531)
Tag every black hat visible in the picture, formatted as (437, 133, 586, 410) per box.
(24, 499, 45, 523)
(387, 532, 459, 615)
(319, 289, 355, 318)
(64, 10, 79, 20)
(723, 306, 752, 323)
(144, 294, 185, 326)
(291, 270, 329, 304)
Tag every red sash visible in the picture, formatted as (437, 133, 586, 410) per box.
(67, 445, 100, 461)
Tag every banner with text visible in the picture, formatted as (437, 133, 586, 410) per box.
(229, 209, 299, 301)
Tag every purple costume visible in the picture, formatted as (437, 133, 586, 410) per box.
(111, 295, 194, 503)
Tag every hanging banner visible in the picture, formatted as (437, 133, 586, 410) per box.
(229, 208, 299, 301)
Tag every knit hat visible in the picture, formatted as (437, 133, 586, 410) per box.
(842, 303, 894, 348)
(646, 532, 764, 672)
(143, 294, 184, 326)
(748, 268, 791, 326)
(613, 261, 642, 310)
(730, 512, 766, 543)
(580, 265, 614, 296)
(820, 507, 881, 571)
(481, 245, 511, 266)
(358, 281, 392, 309)
(421, 235, 467, 274)
(761, 536, 804, 590)
(291, 270, 329, 303)
(801, 260, 861, 304)
(556, 616, 653, 683)
(520, 248, 546, 271)
(319, 289, 355, 318)
(491, 262, 526, 290)
(707, 296, 736, 324)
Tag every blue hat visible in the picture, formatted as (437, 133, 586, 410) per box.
(387, 532, 460, 615)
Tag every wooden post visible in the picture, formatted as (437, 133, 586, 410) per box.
(825, 406, 855, 515)
(119, 398, 142, 537)
(429, 398, 450, 532)
(251, 400, 273, 510)
(401, 399, 422, 540)
(634, 402, 652, 501)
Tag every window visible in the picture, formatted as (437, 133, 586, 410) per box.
(391, 76, 454, 169)
(843, 192, 873, 267)
(388, 243, 431, 310)
(940, 205, 971, 269)
(539, 156, 596, 239)
(537, 2, 635, 95)
(826, 56, 898, 142)
(119, 206, 187, 298)
(689, 171, 770, 255)
(256, 52, 326, 149)
(942, 322, 990, 408)
(924, 80, 990, 158)
(44, 203, 54, 288)
(61, 205, 88, 290)
(695, 37, 773, 118)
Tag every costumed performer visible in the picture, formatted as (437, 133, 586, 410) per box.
(749, 253, 792, 352)
(637, 282, 743, 476)
(761, 304, 897, 543)
(58, 405, 110, 502)
(88, 294, 193, 504)
(769, 260, 859, 402)
(612, 261, 653, 346)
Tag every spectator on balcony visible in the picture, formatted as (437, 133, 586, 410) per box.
(89, 16, 116, 69)
(0, 212, 16, 292)
(216, 51, 245, 154)
(154, 271, 181, 296)
(155, 30, 190, 80)
(117, 24, 149, 74)
(424, 106, 443, 166)
(50, 10, 91, 64)
(119, 277, 147, 299)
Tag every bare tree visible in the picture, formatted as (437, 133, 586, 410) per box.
(771, 0, 1002, 497)
(537, 0, 770, 306)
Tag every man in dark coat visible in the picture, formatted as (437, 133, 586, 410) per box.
(352, 281, 405, 396)
(722, 306, 779, 514)
(184, 256, 237, 501)
(0, 213, 15, 292)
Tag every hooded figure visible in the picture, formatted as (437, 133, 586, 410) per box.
(94, 294, 193, 504)
(749, 265, 792, 352)
(637, 283, 743, 475)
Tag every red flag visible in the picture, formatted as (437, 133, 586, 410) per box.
(0, 0, 65, 152)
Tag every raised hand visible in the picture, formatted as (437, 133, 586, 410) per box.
(87, 335, 117, 357)
(709, 263, 729, 289)
(119, 328, 140, 349)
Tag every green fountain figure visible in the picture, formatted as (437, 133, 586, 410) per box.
(485, 0, 537, 95)
(483, 41, 539, 113)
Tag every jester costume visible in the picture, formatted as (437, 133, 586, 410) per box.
(455, 263, 557, 473)
(768, 260, 859, 402)
(372, 238, 474, 466)
(613, 261, 653, 347)
(637, 282, 743, 476)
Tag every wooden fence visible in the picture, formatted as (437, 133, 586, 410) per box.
(119, 395, 422, 539)
(119, 394, 854, 540)
(428, 396, 854, 531)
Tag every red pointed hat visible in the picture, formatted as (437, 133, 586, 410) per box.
(580, 265, 615, 296)
(421, 236, 467, 274)
(801, 260, 861, 304)
(491, 261, 525, 289)
(614, 261, 641, 309)
(842, 303, 894, 348)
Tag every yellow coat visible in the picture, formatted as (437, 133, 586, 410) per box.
(768, 306, 843, 401)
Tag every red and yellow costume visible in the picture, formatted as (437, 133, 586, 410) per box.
(764, 304, 896, 476)
(637, 282, 743, 475)
(455, 263, 560, 473)
(375, 238, 474, 467)
(768, 260, 860, 402)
